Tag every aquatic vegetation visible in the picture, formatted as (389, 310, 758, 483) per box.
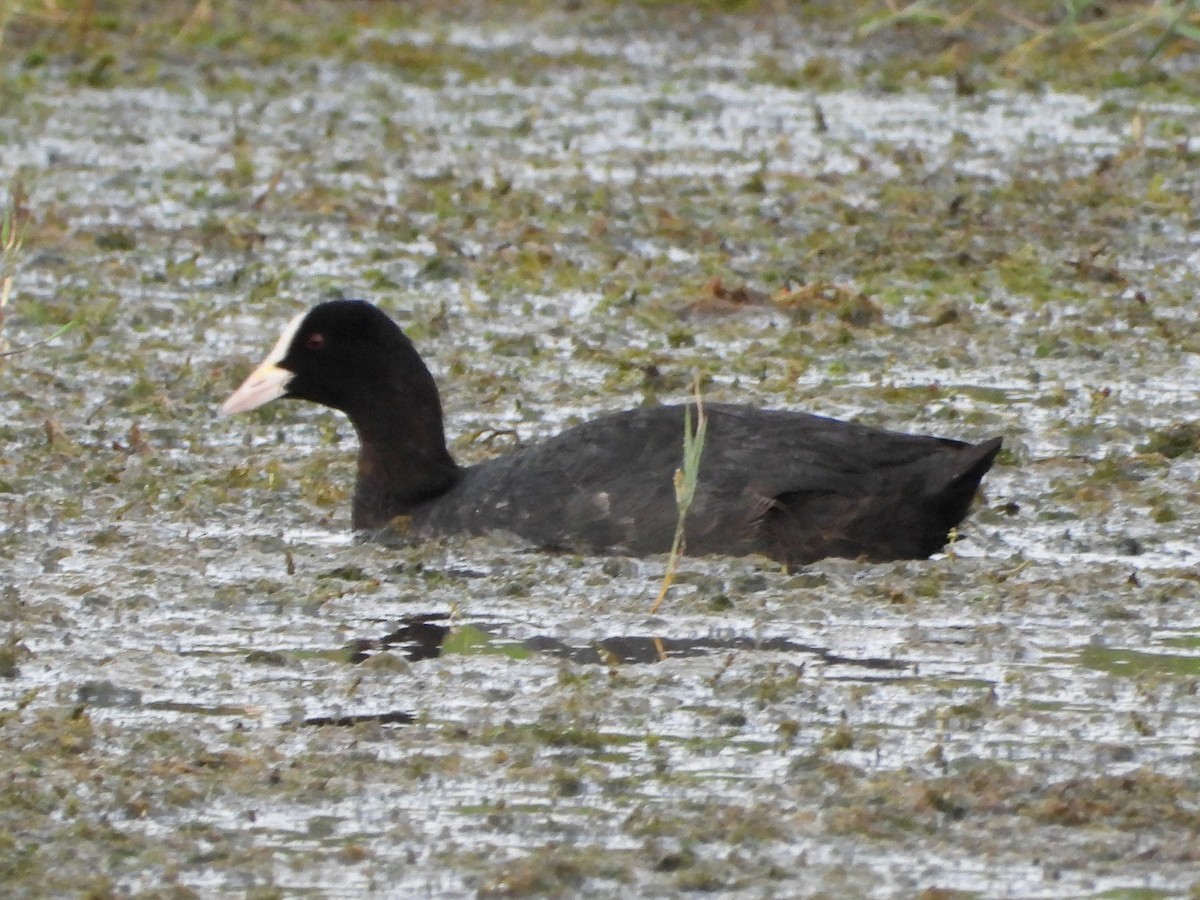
(1139, 421, 1200, 458)
(0, 188, 21, 352)
(651, 376, 707, 614)
(0, 3, 1199, 897)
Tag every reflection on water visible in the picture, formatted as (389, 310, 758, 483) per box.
(353, 613, 914, 670)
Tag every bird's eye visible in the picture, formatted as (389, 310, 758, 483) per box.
(305, 332, 326, 351)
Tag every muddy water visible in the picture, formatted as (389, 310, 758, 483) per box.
(2, 11, 1200, 898)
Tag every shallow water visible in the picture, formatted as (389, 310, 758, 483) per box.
(2, 9, 1200, 898)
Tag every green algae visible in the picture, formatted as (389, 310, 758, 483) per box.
(1080, 645, 1200, 678)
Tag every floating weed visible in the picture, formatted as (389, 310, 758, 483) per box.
(0, 632, 23, 679)
(481, 844, 629, 898)
(1079, 645, 1200, 678)
(355, 39, 488, 85)
(0, 188, 76, 359)
(1030, 769, 1200, 829)
(316, 565, 373, 582)
(1139, 422, 1200, 459)
(478, 719, 610, 752)
(751, 52, 847, 91)
(821, 724, 855, 752)
(442, 625, 530, 661)
(0, 188, 20, 341)
(857, 1, 1200, 90)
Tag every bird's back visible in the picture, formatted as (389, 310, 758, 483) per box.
(410, 404, 1000, 563)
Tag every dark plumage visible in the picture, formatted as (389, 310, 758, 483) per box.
(220, 300, 1002, 565)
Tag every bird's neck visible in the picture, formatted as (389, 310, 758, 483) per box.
(347, 394, 461, 529)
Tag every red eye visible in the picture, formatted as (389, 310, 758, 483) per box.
(305, 332, 326, 350)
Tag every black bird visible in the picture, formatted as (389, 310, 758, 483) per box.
(220, 300, 1001, 565)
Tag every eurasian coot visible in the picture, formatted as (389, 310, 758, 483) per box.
(220, 300, 1002, 565)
